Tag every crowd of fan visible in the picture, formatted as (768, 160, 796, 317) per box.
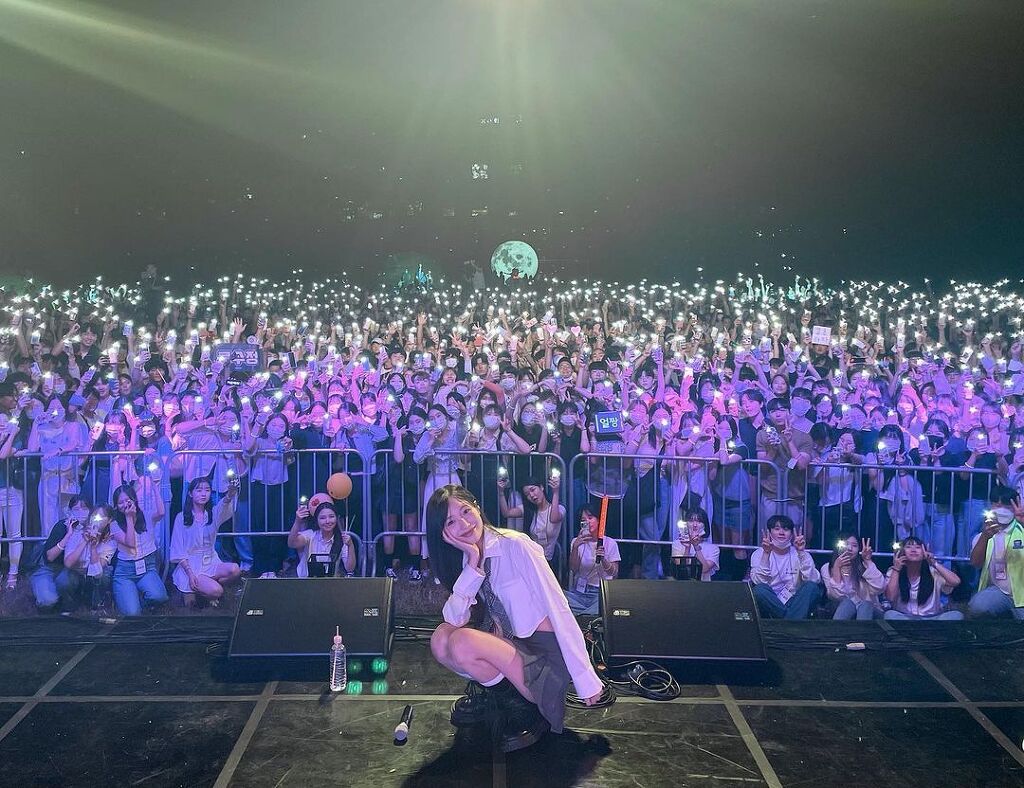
(0, 270, 1022, 622)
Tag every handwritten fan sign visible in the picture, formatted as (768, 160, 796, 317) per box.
(810, 325, 832, 346)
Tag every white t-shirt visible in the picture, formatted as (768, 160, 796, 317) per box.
(294, 529, 351, 578)
(572, 535, 621, 592)
(670, 536, 720, 581)
(884, 567, 954, 617)
(529, 504, 566, 561)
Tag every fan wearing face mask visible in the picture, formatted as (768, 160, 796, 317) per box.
(866, 425, 924, 547)
(968, 488, 1024, 619)
(789, 388, 815, 435)
(749, 515, 821, 619)
(462, 404, 531, 528)
(958, 425, 1000, 586)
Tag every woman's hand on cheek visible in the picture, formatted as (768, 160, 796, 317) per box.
(442, 527, 481, 569)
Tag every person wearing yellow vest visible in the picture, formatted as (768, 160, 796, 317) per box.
(968, 489, 1024, 621)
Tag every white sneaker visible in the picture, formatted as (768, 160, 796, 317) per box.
(385, 568, 398, 579)
(259, 572, 277, 580)
(409, 569, 422, 583)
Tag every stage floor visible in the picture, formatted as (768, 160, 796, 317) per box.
(0, 617, 1021, 787)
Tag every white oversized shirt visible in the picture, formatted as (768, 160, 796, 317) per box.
(749, 547, 821, 603)
(443, 528, 603, 700)
(822, 560, 884, 606)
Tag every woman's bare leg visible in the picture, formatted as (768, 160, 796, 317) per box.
(431, 623, 535, 703)
(404, 513, 421, 557)
(384, 513, 397, 557)
(211, 563, 241, 584)
(192, 575, 225, 600)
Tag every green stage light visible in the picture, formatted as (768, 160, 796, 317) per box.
(371, 657, 389, 675)
(345, 681, 364, 695)
(370, 679, 389, 695)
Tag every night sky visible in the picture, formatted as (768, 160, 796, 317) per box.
(1, 0, 1022, 287)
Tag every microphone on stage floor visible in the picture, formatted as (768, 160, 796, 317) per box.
(393, 704, 414, 745)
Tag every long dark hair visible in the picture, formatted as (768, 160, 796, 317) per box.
(309, 502, 344, 566)
(518, 474, 549, 537)
(183, 476, 214, 527)
(832, 532, 865, 588)
(896, 536, 934, 604)
(93, 411, 131, 451)
(425, 484, 500, 594)
(112, 484, 147, 534)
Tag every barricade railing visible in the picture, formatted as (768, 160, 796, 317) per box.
(566, 453, 784, 574)
(5, 448, 998, 588)
(1, 448, 371, 578)
(802, 461, 999, 561)
(2, 449, 154, 545)
(366, 448, 569, 578)
(172, 447, 369, 573)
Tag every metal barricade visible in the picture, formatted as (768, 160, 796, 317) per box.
(11, 444, 997, 586)
(566, 452, 783, 576)
(803, 461, 999, 561)
(0, 444, 384, 589)
(367, 448, 568, 578)
(1, 453, 60, 553)
(172, 446, 369, 574)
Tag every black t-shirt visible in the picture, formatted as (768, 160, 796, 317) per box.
(72, 343, 101, 371)
(24, 520, 70, 572)
(556, 427, 583, 473)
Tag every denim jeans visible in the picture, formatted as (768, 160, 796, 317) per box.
(882, 609, 964, 621)
(30, 566, 81, 609)
(0, 488, 24, 576)
(967, 586, 1024, 620)
(957, 499, 988, 588)
(564, 586, 600, 615)
(718, 500, 753, 545)
(758, 495, 805, 531)
(112, 553, 169, 616)
(833, 598, 878, 620)
(639, 477, 670, 579)
(923, 503, 955, 565)
(752, 581, 820, 620)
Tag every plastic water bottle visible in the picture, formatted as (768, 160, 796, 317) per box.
(329, 627, 347, 692)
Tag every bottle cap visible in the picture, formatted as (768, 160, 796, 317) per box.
(334, 626, 343, 646)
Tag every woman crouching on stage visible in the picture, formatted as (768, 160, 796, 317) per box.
(426, 484, 603, 752)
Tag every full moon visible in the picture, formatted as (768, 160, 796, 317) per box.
(490, 241, 539, 281)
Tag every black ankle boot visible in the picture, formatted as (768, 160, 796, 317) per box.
(499, 701, 550, 753)
(450, 679, 514, 727)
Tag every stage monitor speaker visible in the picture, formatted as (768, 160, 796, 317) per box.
(229, 577, 394, 658)
(600, 580, 766, 663)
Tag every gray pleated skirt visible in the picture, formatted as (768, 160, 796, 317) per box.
(514, 630, 572, 733)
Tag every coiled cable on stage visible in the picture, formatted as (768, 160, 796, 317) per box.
(567, 618, 681, 706)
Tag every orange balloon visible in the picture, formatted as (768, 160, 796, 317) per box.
(326, 472, 353, 501)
